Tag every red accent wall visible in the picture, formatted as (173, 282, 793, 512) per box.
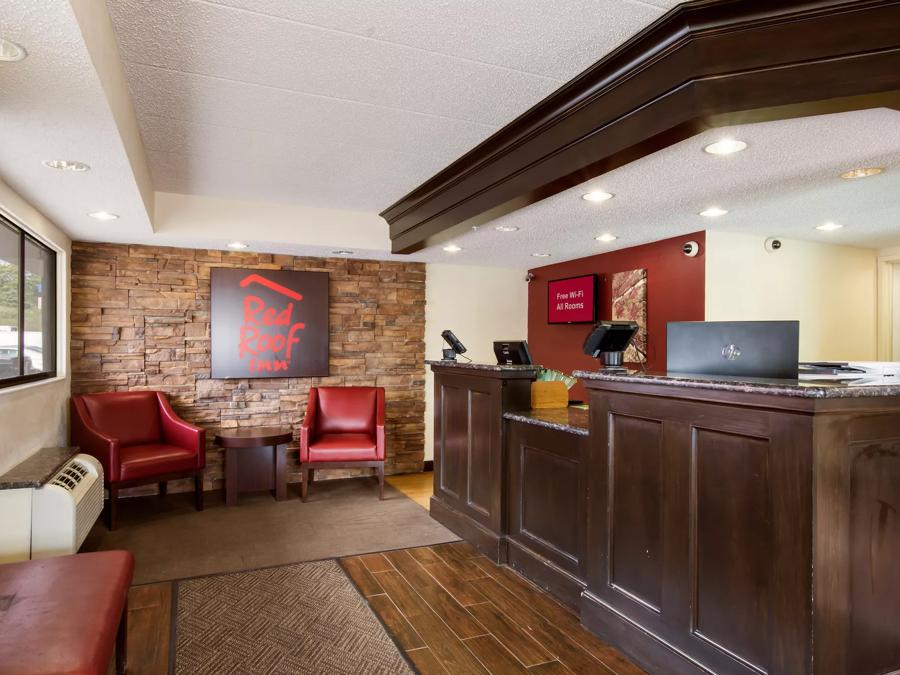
(528, 232, 706, 400)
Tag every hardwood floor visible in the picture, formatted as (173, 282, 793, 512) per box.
(117, 583, 173, 674)
(341, 541, 644, 674)
(386, 470, 433, 509)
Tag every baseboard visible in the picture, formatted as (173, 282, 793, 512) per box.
(423, 460, 434, 471)
(429, 497, 506, 563)
(580, 591, 709, 675)
(506, 539, 585, 612)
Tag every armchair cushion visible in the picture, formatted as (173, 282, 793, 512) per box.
(80, 391, 162, 447)
(309, 433, 377, 462)
(119, 444, 201, 482)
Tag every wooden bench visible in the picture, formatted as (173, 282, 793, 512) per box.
(0, 551, 134, 674)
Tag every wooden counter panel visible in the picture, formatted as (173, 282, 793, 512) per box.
(609, 414, 665, 614)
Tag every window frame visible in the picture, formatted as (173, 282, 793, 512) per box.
(0, 215, 57, 389)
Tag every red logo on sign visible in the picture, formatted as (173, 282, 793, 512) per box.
(238, 274, 306, 374)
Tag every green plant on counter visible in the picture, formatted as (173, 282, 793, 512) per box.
(536, 368, 577, 390)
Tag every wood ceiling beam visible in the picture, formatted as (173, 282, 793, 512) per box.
(381, 0, 900, 254)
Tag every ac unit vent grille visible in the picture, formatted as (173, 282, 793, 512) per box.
(50, 459, 91, 492)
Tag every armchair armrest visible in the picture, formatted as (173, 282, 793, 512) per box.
(375, 387, 385, 461)
(156, 393, 206, 469)
(299, 388, 319, 463)
(70, 398, 121, 482)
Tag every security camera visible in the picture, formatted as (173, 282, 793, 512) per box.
(525, 272, 535, 283)
(765, 238, 783, 252)
(682, 241, 701, 257)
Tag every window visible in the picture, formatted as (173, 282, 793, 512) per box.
(0, 215, 56, 387)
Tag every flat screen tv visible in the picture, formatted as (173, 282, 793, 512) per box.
(547, 274, 598, 324)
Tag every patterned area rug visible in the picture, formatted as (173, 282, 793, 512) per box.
(175, 559, 413, 674)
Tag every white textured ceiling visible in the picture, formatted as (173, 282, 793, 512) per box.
(106, 0, 679, 211)
(0, 0, 152, 242)
(412, 108, 900, 268)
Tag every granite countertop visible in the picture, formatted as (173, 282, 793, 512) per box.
(0, 447, 81, 490)
(426, 360, 540, 372)
(574, 370, 900, 399)
(504, 407, 589, 436)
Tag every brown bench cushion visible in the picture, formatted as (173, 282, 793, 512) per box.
(0, 551, 134, 675)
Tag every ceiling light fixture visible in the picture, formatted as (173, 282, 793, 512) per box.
(699, 207, 728, 218)
(0, 37, 27, 62)
(88, 211, 119, 221)
(703, 139, 747, 155)
(227, 241, 248, 250)
(815, 222, 844, 232)
(582, 190, 614, 202)
(442, 244, 462, 253)
(840, 167, 884, 179)
(531, 253, 551, 258)
(495, 225, 519, 232)
(42, 159, 90, 172)
(595, 233, 618, 243)
(332, 249, 354, 255)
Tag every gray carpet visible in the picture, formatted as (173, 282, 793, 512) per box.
(82, 478, 458, 584)
(176, 559, 413, 675)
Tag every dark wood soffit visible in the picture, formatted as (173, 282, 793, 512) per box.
(382, 0, 900, 254)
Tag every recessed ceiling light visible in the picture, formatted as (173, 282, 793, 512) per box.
(42, 159, 90, 172)
(699, 207, 728, 218)
(582, 191, 614, 202)
(595, 233, 618, 243)
(531, 253, 551, 258)
(88, 211, 119, 221)
(703, 139, 747, 155)
(0, 37, 27, 62)
(442, 244, 462, 253)
(840, 167, 884, 179)
(227, 241, 248, 250)
(332, 250, 354, 255)
(495, 225, 519, 232)
(815, 222, 844, 232)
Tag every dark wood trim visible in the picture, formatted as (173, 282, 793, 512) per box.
(382, 0, 900, 253)
(429, 496, 507, 563)
(423, 459, 434, 472)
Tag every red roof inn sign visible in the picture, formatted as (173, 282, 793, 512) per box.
(211, 268, 329, 378)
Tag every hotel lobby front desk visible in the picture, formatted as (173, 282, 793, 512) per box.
(429, 362, 900, 675)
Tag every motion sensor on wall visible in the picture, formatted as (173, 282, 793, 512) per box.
(682, 241, 701, 257)
(765, 238, 783, 252)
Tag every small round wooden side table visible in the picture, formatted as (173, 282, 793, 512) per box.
(214, 427, 293, 506)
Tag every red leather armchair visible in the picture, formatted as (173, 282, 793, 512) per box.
(71, 391, 206, 529)
(299, 386, 385, 501)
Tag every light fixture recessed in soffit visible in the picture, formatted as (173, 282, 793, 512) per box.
(595, 233, 618, 243)
(88, 211, 119, 221)
(0, 37, 26, 62)
(442, 244, 462, 253)
(42, 159, 90, 172)
(227, 241, 248, 250)
(582, 190, 614, 202)
(699, 207, 728, 218)
(495, 225, 519, 232)
(840, 167, 884, 179)
(815, 222, 844, 231)
(531, 253, 551, 258)
(332, 250, 354, 255)
(703, 139, 747, 155)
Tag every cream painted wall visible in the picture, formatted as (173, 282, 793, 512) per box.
(0, 179, 71, 475)
(705, 230, 877, 361)
(423, 264, 528, 461)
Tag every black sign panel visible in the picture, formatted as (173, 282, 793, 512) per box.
(210, 268, 329, 379)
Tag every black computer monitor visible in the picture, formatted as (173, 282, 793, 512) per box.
(667, 320, 799, 379)
(582, 321, 639, 358)
(494, 340, 533, 365)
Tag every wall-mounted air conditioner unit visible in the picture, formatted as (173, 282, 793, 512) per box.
(0, 454, 104, 562)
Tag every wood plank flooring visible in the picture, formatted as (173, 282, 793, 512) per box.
(120, 536, 643, 673)
(340, 542, 644, 674)
(386, 470, 433, 509)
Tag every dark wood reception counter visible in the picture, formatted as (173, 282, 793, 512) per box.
(429, 361, 900, 675)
